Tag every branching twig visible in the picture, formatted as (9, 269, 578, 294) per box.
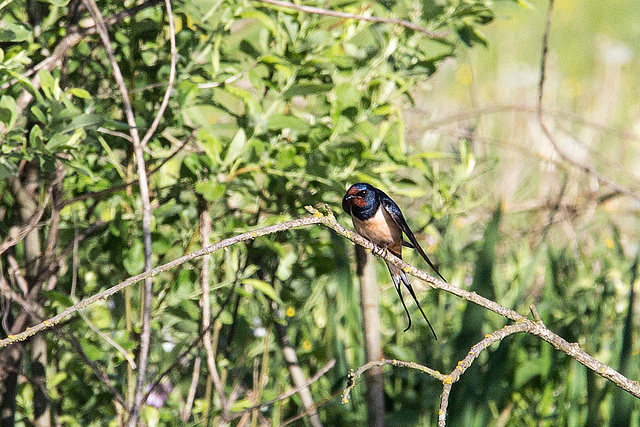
(253, 0, 448, 38)
(70, 221, 137, 369)
(437, 323, 531, 426)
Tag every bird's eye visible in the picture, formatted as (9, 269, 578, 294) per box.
(360, 190, 367, 196)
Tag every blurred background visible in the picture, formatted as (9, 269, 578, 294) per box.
(1, 0, 639, 425)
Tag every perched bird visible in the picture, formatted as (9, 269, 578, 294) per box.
(342, 182, 446, 339)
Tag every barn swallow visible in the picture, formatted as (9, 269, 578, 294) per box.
(342, 183, 446, 339)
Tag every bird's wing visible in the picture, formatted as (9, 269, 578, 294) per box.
(381, 196, 447, 282)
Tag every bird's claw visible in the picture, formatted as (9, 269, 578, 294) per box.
(372, 244, 388, 258)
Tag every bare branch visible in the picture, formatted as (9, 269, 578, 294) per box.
(438, 323, 531, 426)
(252, 0, 448, 38)
(0, 216, 323, 348)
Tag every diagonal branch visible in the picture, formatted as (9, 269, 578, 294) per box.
(2, 209, 639, 404)
(0, 216, 323, 348)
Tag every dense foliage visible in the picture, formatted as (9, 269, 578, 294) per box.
(1, 0, 639, 425)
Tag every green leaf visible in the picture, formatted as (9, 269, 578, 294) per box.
(29, 125, 43, 148)
(242, 278, 282, 304)
(41, 290, 74, 307)
(38, 69, 56, 99)
(0, 157, 18, 179)
(0, 23, 32, 42)
(195, 181, 226, 201)
(61, 114, 105, 134)
(40, 0, 70, 6)
(282, 84, 332, 99)
(456, 23, 489, 47)
(0, 95, 17, 128)
(123, 240, 145, 275)
(67, 88, 92, 99)
(223, 128, 246, 167)
(267, 114, 310, 132)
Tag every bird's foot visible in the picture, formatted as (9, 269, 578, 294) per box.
(372, 243, 389, 258)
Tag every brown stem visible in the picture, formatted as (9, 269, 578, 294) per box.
(355, 247, 385, 426)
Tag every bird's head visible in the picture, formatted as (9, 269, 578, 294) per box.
(342, 182, 377, 217)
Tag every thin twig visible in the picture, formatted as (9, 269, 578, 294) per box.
(281, 392, 341, 426)
(199, 200, 229, 414)
(342, 359, 446, 404)
(253, 0, 448, 38)
(536, 0, 640, 202)
(141, 260, 243, 406)
(3, 257, 128, 410)
(180, 356, 201, 422)
(140, 0, 176, 147)
(70, 219, 137, 369)
(226, 359, 336, 421)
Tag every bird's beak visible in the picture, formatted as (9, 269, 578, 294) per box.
(344, 195, 355, 202)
